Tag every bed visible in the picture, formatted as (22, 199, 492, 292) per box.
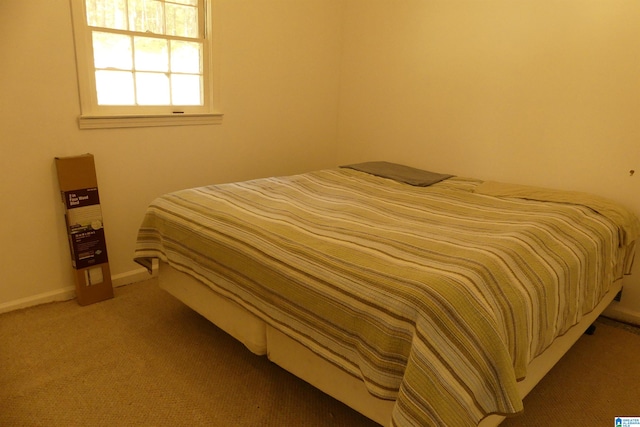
(134, 162, 639, 426)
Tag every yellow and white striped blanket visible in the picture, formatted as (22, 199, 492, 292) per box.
(134, 167, 637, 426)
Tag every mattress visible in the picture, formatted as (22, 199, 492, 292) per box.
(135, 165, 638, 426)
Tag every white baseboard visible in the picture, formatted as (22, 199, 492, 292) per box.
(0, 265, 157, 315)
(111, 266, 156, 288)
(602, 304, 640, 326)
(0, 286, 77, 315)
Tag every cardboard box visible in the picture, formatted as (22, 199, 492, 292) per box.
(55, 154, 114, 306)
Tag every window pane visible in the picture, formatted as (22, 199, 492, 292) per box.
(170, 41, 201, 73)
(86, 0, 127, 30)
(134, 36, 169, 72)
(128, 0, 164, 34)
(165, 3, 198, 38)
(171, 74, 202, 105)
(93, 31, 132, 70)
(95, 70, 135, 105)
(136, 72, 170, 105)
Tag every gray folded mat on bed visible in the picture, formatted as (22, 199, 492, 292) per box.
(341, 161, 453, 187)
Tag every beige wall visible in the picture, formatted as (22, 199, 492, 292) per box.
(337, 0, 640, 322)
(0, 0, 343, 310)
(2, 0, 639, 323)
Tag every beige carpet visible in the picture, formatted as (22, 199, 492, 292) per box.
(1, 279, 639, 426)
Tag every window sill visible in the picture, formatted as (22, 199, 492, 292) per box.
(77, 113, 224, 130)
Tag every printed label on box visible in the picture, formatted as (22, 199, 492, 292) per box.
(64, 188, 108, 269)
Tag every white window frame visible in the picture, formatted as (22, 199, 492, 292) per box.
(69, 0, 222, 129)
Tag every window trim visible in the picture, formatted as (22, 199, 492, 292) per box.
(69, 0, 222, 129)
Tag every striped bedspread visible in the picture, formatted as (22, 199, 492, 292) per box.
(134, 167, 637, 426)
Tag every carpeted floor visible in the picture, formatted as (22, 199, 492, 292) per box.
(1, 279, 639, 426)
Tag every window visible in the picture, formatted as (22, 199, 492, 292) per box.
(70, 0, 221, 128)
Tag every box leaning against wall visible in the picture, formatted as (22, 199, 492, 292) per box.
(55, 153, 114, 306)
